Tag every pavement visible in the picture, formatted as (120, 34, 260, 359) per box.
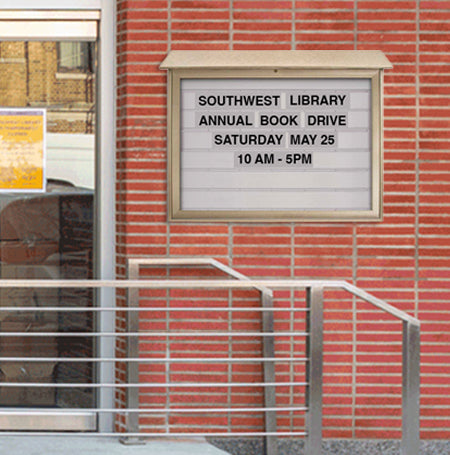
(0, 436, 449, 455)
(0, 436, 229, 455)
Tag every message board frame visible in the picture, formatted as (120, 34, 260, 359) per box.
(162, 52, 391, 222)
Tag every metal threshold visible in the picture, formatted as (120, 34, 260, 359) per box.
(0, 410, 96, 431)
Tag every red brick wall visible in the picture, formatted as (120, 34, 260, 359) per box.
(116, 0, 450, 440)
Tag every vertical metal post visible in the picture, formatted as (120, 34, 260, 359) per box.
(97, 286, 115, 432)
(401, 320, 420, 455)
(305, 287, 323, 455)
(261, 290, 277, 455)
(97, 0, 116, 433)
(121, 261, 142, 444)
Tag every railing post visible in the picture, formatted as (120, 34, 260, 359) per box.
(305, 286, 323, 455)
(401, 320, 420, 455)
(261, 290, 277, 455)
(121, 261, 142, 444)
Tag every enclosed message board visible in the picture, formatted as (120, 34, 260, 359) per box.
(161, 51, 392, 221)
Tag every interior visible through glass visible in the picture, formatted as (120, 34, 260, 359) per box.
(0, 41, 96, 408)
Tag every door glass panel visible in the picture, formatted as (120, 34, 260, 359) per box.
(0, 41, 96, 409)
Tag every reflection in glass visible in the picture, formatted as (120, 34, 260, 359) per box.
(0, 41, 96, 408)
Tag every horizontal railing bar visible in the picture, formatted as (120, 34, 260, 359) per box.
(0, 265, 418, 448)
(0, 406, 307, 413)
(0, 381, 308, 388)
(0, 406, 308, 415)
(127, 257, 274, 296)
(0, 431, 308, 437)
(0, 331, 309, 337)
(0, 356, 308, 363)
(342, 282, 420, 325)
(128, 258, 226, 266)
(0, 278, 416, 323)
(0, 306, 309, 312)
(0, 278, 344, 289)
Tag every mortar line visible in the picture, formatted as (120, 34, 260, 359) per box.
(352, 225, 358, 439)
(352, 0, 358, 439)
(228, 220, 233, 432)
(165, 0, 172, 435)
(292, 0, 296, 51)
(291, 0, 296, 425)
(290, 222, 295, 432)
(230, 0, 234, 50)
(166, 0, 172, 261)
(414, 0, 420, 321)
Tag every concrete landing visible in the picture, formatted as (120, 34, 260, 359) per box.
(0, 436, 229, 455)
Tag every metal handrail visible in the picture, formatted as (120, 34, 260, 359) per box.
(0, 276, 422, 324)
(125, 258, 278, 454)
(0, 275, 420, 455)
(0, 276, 424, 324)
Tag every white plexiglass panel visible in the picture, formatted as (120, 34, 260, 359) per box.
(180, 78, 372, 212)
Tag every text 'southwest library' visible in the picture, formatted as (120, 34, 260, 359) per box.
(0, 1, 448, 454)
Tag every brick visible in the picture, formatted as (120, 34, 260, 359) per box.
(234, 235, 291, 245)
(171, 42, 230, 50)
(359, 11, 416, 20)
(172, 22, 229, 31)
(296, 1, 354, 7)
(234, 11, 291, 20)
(113, 0, 450, 438)
(172, 32, 229, 41)
(296, 32, 354, 42)
(421, 1, 450, 7)
(422, 21, 450, 31)
(235, 1, 292, 8)
(172, 1, 229, 8)
(234, 32, 291, 41)
(295, 21, 354, 31)
(359, 32, 417, 42)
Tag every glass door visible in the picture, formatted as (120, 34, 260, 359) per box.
(0, 18, 98, 431)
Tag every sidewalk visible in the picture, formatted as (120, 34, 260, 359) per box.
(0, 436, 448, 455)
(0, 436, 229, 455)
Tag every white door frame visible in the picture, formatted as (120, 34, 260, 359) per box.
(0, 0, 116, 432)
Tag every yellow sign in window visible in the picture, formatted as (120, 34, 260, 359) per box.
(0, 109, 46, 192)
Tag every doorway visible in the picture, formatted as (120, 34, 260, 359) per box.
(0, 12, 105, 431)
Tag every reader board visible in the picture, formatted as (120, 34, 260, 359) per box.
(162, 52, 390, 221)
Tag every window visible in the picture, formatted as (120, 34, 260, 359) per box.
(58, 41, 94, 73)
